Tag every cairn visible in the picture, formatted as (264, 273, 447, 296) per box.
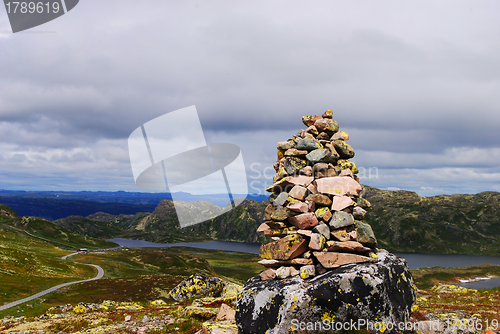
(256, 109, 378, 280)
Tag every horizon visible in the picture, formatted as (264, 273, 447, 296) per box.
(2, 1, 500, 197)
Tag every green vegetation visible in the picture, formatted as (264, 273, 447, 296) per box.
(363, 187, 500, 256)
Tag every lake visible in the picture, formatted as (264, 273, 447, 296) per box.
(109, 238, 500, 288)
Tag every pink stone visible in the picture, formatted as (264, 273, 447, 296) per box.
(313, 176, 362, 197)
(259, 268, 276, 280)
(257, 223, 271, 234)
(266, 175, 313, 193)
(325, 240, 371, 253)
(331, 227, 357, 242)
(288, 212, 320, 229)
(307, 183, 317, 194)
(309, 233, 326, 251)
(289, 185, 307, 201)
(339, 169, 353, 177)
(287, 201, 309, 213)
(313, 252, 377, 269)
(331, 196, 355, 212)
(297, 229, 313, 237)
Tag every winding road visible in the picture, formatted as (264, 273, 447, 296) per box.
(0, 258, 104, 311)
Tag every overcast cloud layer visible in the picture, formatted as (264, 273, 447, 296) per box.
(1, 0, 500, 196)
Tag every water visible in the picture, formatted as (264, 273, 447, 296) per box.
(109, 238, 500, 288)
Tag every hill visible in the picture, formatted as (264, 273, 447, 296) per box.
(7, 186, 500, 256)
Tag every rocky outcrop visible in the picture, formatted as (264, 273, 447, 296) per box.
(236, 249, 416, 334)
(170, 274, 225, 302)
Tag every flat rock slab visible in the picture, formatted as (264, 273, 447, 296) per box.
(325, 240, 371, 253)
(288, 212, 320, 229)
(236, 250, 416, 334)
(258, 258, 314, 267)
(313, 251, 377, 268)
(259, 234, 308, 260)
(313, 176, 362, 197)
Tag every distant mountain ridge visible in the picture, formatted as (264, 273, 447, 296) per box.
(2, 187, 500, 256)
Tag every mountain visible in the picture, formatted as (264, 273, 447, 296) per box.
(362, 186, 500, 255)
(0, 196, 157, 220)
(0, 204, 118, 250)
(6, 186, 500, 256)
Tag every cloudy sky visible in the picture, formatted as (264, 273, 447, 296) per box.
(1, 0, 500, 197)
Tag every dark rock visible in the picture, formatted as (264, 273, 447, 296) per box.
(333, 140, 355, 159)
(306, 149, 337, 164)
(296, 138, 323, 151)
(356, 221, 377, 247)
(236, 249, 416, 334)
(284, 157, 307, 175)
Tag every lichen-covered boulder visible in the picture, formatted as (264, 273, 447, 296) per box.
(170, 274, 224, 302)
(235, 249, 416, 334)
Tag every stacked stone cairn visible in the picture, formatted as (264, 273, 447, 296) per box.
(256, 110, 378, 280)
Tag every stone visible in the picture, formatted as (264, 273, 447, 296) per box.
(125, 315, 131, 322)
(275, 266, 292, 279)
(236, 250, 416, 334)
(288, 185, 307, 201)
(259, 268, 276, 280)
(322, 109, 333, 118)
(305, 125, 319, 136)
(314, 118, 339, 134)
(308, 233, 326, 251)
(306, 193, 332, 206)
(288, 212, 320, 229)
(256, 223, 271, 234)
(301, 115, 321, 127)
(353, 206, 367, 219)
(290, 267, 300, 277)
(216, 304, 236, 321)
(339, 168, 353, 177)
(142, 315, 149, 322)
(296, 138, 323, 151)
(329, 211, 355, 229)
(277, 140, 295, 150)
(305, 149, 337, 164)
(313, 176, 362, 197)
(258, 258, 314, 268)
(296, 229, 312, 237)
(272, 192, 289, 207)
(262, 227, 297, 237)
(306, 183, 317, 194)
(331, 131, 349, 141)
(333, 140, 355, 159)
(331, 227, 357, 242)
(312, 162, 328, 173)
(299, 165, 313, 176)
(284, 157, 307, 175)
(272, 167, 287, 183)
(286, 201, 308, 213)
(314, 206, 332, 222)
(299, 265, 316, 279)
(259, 234, 308, 260)
(268, 193, 278, 204)
(170, 274, 224, 302)
(264, 204, 276, 220)
(316, 132, 330, 140)
(266, 176, 314, 193)
(284, 148, 308, 157)
(183, 306, 219, 319)
(313, 251, 377, 268)
(356, 221, 377, 248)
(325, 240, 371, 253)
(338, 159, 358, 174)
(312, 223, 331, 240)
(270, 207, 289, 221)
(331, 195, 355, 211)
